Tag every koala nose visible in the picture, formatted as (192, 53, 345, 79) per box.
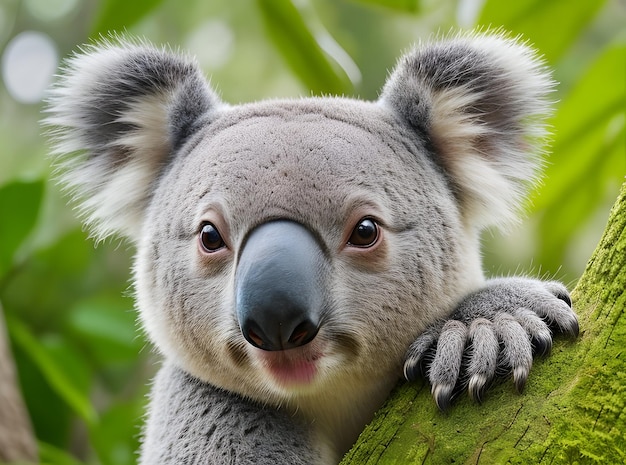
(235, 220, 326, 351)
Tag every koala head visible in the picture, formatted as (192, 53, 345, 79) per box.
(46, 32, 552, 437)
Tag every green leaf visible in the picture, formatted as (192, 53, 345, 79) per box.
(91, 399, 147, 465)
(38, 441, 86, 465)
(350, 0, 419, 12)
(536, 43, 626, 207)
(257, 0, 352, 95)
(67, 295, 142, 365)
(533, 43, 626, 266)
(0, 180, 44, 278)
(477, 0, 607, 62)
(91, 0, 166, 37)
(6, 316, 98, 426)
(546, 44, 625, 162)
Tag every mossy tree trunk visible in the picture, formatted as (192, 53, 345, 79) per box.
(341, 182, 626, 465)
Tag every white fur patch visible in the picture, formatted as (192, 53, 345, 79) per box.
(432, 34, 552, 230)
(43, 39, 207, 241)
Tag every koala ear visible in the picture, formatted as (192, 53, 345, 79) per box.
(379, 32, 554, 230)
(44, 38, 220, 241)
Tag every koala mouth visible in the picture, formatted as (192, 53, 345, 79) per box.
(255, 346, 323, 387)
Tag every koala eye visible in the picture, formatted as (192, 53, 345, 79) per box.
(199, 222, 225, 252)
(347, 218, 379, 248)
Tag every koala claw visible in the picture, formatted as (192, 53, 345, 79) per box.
(402, 329, 437, 381)
(511, 308, 552, 356)
(494, 312, 534, 392)
(428, 321, 467, 410)
(404, 278, 578, 410)
(466, 318, 498, 402)
(533, 282, 579, 337)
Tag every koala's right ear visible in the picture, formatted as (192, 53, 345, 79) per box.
(44, 39, 221, 241)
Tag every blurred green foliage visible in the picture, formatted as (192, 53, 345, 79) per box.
(0, 0, 623, 463)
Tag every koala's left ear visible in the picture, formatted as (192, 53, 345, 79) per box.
(379, 32, 554, 230)
(44, 38, 221, 241)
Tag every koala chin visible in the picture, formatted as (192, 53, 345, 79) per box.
(45, 31, 579, 464)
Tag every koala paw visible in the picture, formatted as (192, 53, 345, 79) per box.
(403, 278, 579, 410)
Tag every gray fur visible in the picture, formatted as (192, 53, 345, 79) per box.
(141, 362, 323, 465)
(45, 32, 578, 464)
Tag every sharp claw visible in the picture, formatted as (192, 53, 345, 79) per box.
(531, 334, 552, 357)
(567, 315, 580, 338)
(403, 359, 421, 382)
(555, 292, 572, 308)
(468, 374, 488, 403)
(432, 383, 454, 412)
(512, 365, 529, 393)
(544, 281, 573, 308)
(556, 312, 579, 338)
(403, 362, 413, 381)
(404, 330, 438, 381)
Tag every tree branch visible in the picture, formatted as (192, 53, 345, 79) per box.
(0, 301, 37, 463)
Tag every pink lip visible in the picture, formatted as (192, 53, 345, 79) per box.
(256, 349, 321, 386)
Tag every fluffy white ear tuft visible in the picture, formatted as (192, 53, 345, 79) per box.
(44, 38, 220, 241)
(380, 31, 555, 230)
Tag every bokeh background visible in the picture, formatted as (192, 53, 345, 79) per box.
(0, 0, 624, 463)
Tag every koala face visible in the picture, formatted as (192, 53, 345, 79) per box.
(46, 32, 551, 449)
(135, 98, 478, 410)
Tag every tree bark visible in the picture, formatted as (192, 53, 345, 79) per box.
(341, 181, 626, 465)
(0, 301, 38, 463)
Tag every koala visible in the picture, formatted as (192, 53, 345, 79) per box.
(45, 32, 579, 464)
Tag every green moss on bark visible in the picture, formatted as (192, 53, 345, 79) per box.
(341, 183, 626, 465)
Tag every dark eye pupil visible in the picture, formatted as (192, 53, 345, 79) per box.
(348, 218, 378, 247)
(200, 223, 224, 252)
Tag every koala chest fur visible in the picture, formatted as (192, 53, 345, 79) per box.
(45, 31, 579, 464)
(135, 101, 482, 453)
